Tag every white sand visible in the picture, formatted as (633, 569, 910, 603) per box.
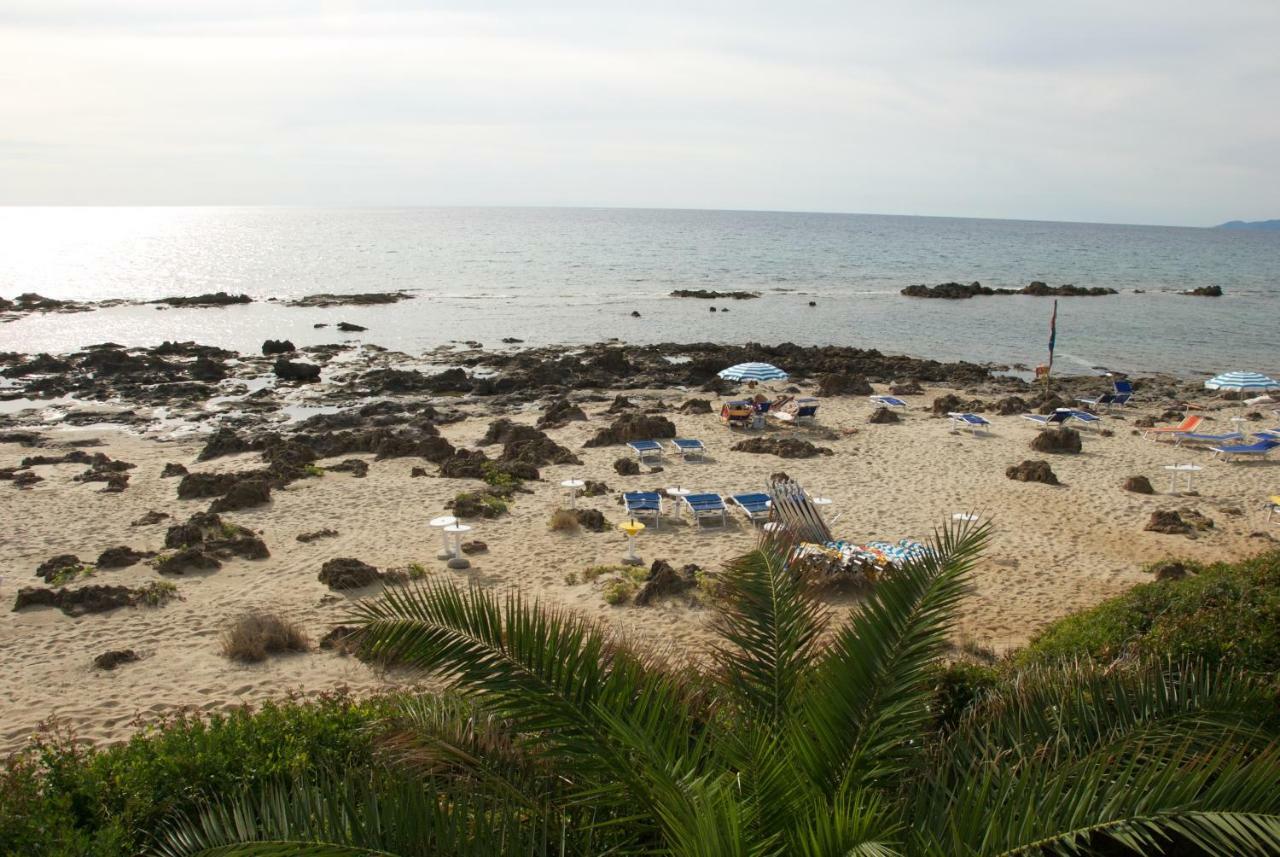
(2, 387, 1275, 753)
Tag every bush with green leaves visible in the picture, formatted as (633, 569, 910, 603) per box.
(0, 692, 392, 856)
(1020, 549, 1280, 674)
(152, 522, 1280, 855)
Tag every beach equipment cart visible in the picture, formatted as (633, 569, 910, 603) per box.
(720, 400, 753, 428)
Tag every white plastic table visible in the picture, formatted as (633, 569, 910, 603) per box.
(810, 496, 833, 508)
(430, 515, 459, 559)
(560, 479, 585, 508)
(952, 513, 979, 523)
(444, 523, 473, 569)
(666, 486, 692, 500)
(1163, 464, 1202, 493)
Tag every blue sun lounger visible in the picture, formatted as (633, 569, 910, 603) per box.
(681, 492, 727, 528)
(1022, 409, 1099, 429)
(622, 491, 663, 529)
(730, 492, 771, 525)
(948, 412, 991, 436)
(1211, 438, 1280, 461)
(1175, 431, 1244, 447)
(1077, 379, 1133, 412)
(1066, 409, 1103, 430)
(627, 440, 664, 462)
(869, 395, 908, 409)
(669, 438, 706, 460)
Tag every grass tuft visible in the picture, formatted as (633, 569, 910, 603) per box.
(220, 611, 310, 663)
(549, 508, 580, 532)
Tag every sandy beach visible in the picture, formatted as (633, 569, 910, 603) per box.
(3, 364, 1276, 754)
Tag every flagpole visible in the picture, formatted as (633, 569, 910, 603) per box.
(1045, 299, 1057, 398)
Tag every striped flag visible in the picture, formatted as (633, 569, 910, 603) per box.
(1047, 299, 1058, 372)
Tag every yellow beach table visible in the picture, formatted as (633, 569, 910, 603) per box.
(618, 520, 645, 566)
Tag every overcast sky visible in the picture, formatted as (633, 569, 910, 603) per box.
(2, 1, 1277, 225)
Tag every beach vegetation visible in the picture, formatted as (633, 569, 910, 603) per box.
(481, 461, 518, 488)
(602, 577, 637, 605)
(1019, 549, 1280, 674)
(303, 464, 325, 478)
(407, 562, 428, 580)
(0, 691, 389, 856)
(48, 563, 95, 587)
(220, 611, 310, 663)
(563, 571, 579, 585)
(137, 580, 179, 607)
(548, 508, 579, 532)
(581, 563, 628, 582)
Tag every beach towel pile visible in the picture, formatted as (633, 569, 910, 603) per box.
(795, 539, 931, 569)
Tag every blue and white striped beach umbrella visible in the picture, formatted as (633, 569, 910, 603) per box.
(718, 362, 789, 382)
(1204, 371, 1280, 393)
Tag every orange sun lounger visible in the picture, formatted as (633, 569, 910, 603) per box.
(1143, 414, 1203, 440)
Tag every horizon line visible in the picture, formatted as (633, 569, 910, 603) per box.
(0, 202, 1258, 231)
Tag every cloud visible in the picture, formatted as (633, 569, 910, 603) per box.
(1, 1, 1277, 224)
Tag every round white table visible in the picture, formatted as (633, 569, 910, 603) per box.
(430, 515, 459, 559)
(444, 523, 473, 569)
(952, 513, 979, 523)
(666, 486, 692, 500)
(560, 479, 585, 508)
(763, 522, 786, 534)
(810, 496, 833, 508)
(1163, 464, 1203, 493)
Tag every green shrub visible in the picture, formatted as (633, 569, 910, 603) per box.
(221, 611, 310, 663)
(603, 577, 638, 606)
(0, 692, 392, 856)
(407, 562, 428, 580)
(137, 580, 179, 607)
(563, 571, 579, 585)
(481, 462, 518, 488)
(929, 661, 1001, 732)
(49, 564, 94, 587)
(1020, 550, 1280, 673)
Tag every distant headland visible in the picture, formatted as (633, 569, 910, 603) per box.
(1215, 219, 1280, 230)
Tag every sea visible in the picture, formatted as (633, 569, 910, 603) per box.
(1, 207, 1276, 378)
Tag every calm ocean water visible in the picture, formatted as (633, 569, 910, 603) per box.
(1, 207, 1276, 377)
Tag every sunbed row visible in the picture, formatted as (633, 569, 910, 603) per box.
(626, 439, 706, 462)
(622, 490, 774, 529)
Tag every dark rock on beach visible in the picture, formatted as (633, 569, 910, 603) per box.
(585, 414, 677, 447)
(326, 458, 369, 477)
(273, 358, 321, 383)
(614, 457, 641, 476)
(336, 322, 367, 332)
(902, 281, 1116, 299)
(1183, 285, 1223, 297)
(538, 398, 588, 428)
(93, 649, 140, 670)
(1123, 475, 1154, 494)
(13, 585, 139, 616)
(635, 560, 698, 606)
(161, 462, 188, 478)
(95, 546, 151, 569)
(575, 508, 608, 532)
(678, 398, 713, 414)
(131, 510, 170, 527)
(1030, 427, 1082, 455)
(318, 557, 382, 590)
(1005, 460, 1059, 485)
(297, 528, 338, 543)
(35, 554, 85, 583)
(867, 407, 900, 424)
(817, 374, 873, 397)
(731, 437, 833, 458)
(209, 478, 272, 512)
(262, 339, 296, 355)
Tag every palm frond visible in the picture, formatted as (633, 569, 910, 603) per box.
(154, 767, 577, 857)
(712, 538, 828, 727)
(938, 658, 1277, 775)
(354, 579, 710, 819)
(792, 519, 992, 793)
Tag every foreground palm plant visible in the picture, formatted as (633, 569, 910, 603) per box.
(159, 520, 1280, 855)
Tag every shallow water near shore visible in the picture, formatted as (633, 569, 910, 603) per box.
(2, 207, 1277, 376)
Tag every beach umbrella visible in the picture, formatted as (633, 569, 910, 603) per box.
(718, 362, 788, 382)
(1204, 371, 1280, 393)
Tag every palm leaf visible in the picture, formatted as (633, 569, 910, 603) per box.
(154, 767, 576, 857)
(711, 538, 828, 727)
(354, 579, 710, 823)
(792, 519, 991, 794)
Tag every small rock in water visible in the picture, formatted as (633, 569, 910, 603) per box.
(630, 311, 641, 318)
(337, 322, 367, 332)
